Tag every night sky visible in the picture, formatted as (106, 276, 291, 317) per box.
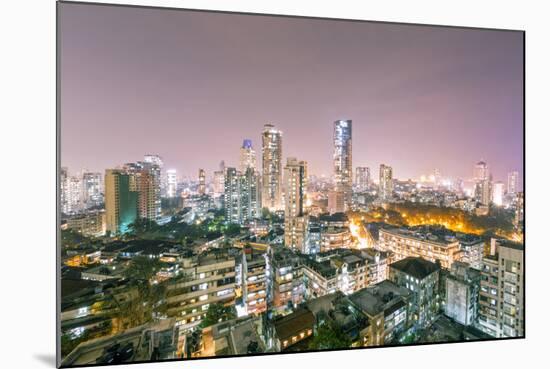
(60, 3, 523, 186)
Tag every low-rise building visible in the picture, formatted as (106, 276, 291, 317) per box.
(379, 226, 462, 269)
(445, 261, 481, 326)
(389, 257, 441, 328)
(270, 247, 305, 312)
(348, 280, 410, 346)
(272, 308, 315, 351)
(165, 249, 237, 331)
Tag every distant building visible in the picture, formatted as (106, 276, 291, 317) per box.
(224, 167, 260, 225)
(239, 139, 257, 173)
(105, 169, 139, 234)
(327, 190, 345, 214)
(198, 168, 206, 195)
(355, 166, 370, 192)
(166, 169, 177, 198)
(65, 211, 105, 237)
(333, 120, 353, 209)
(491, 181, 505, 206)
(379, 164, 393, 201)
(445, 261, 481, 326)
(389, 257, 441, 328)
(261, 124, 283, 210)
(82, 172, 103, 208)
(507, 171, 519, 194)
(284, 157, 309, 252)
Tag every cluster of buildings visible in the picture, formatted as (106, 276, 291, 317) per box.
(60, 119, 524, 364)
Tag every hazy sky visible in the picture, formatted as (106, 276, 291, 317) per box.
(60, 3, 523, 186)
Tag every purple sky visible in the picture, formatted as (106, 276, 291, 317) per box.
(60, 3, 523, 186)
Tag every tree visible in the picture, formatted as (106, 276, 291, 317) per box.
(124, 256, 162, 282)
(199, 303, 236, 328)
(308, 321, 351, 350)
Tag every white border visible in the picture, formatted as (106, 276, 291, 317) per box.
(2, 1, 548, 368)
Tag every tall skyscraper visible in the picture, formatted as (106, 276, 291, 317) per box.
(224, 167, 260, 224)
(239, 139, 257, 173)
(474, 160, 489, 181)
(198, 168, 206, 195)
(105, 169, 138, 234)
(492, 181, 505, 206)
(514, 192, 524, 228)
(166, 169, 177, 198)
(82, 172, 103, 208)
(333, 120, 352, 209)
(379, 164, 393, 201)
(284, 158, 308, 252)
(261, 124, 283, 211)
(123, 161, 161, 220)
(143, 154, 165, 197)
(60, 167, 69, 214)
(507, 171, 519, 194)
(474, 161, 491, 206)
(355, 166, 370, 192)
(66, 174, 84, 214)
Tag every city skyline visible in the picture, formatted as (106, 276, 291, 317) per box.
(60, 4, 523, 185)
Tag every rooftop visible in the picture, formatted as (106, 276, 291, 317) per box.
(390, 257, 440, 279)
(349, 280, 410, 316)
(273, 308, 315, 340)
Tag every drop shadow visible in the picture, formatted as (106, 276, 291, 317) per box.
(33, 353, 57, 367)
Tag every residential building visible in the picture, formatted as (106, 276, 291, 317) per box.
(239, 246, 268, 315)
(105, 169, 139, 234)
(165, 249, 237, 331)
(284, 157, 308, 252)
(333, 120, 353, 209)
(355, 166, 370, 192)
(445, 261, 481, 326)
(261, 124, 283, 210)
(379, 164, 393, 201)
(389, 257, 441, 328)
(239, 139, 257, 173)
(378, 226, 462, 269)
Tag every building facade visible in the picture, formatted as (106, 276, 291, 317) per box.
(261, 124, 283, 210)
(333, 120, 353, 209)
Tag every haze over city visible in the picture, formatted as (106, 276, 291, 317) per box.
(60, 3, 523, 185)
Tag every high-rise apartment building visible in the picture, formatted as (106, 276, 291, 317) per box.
(166, 169, 177, 198)
(239, 139, 256, 173)
(475, 178, 492, 206)
(143, 154, 165, 197)
(514, 192, 524, 229)
(474, 160, 489, 181)
(492, 181, 505, 206)
(333, 120, 352, 209)
(355, 166, 370, 192)
(105, 169, 139, 234)
(261, 124, 283, 210)
(327, 190, 345, 214)
(284, 158, 308, 252)
(66, 175, 84, 214)
(379, 164, 393, 201)
(198, 168, 206, 195)
(507, 171, 519, 194)
(213, 161, 226, 197)
(224, 167, 260, 224)
(82, 172, 103, 209)
(478, 239, 524, 338)
(445, 261, 481, 326)
(60, 167, 69, 214)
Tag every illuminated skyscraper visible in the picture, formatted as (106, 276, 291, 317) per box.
(474, 160, 489, 181)
(261, 124, 283, 210)
(492, 181, 505, 206)
(239, 139, 257, 173)
(66, 175, 84, 213)
(166, 169, 177, 198)
(379, 164, 393, 201)
(123, 161, 161, 220)
(514, 192, 524, 229)
(355, 166, 370, 192)
(284, 158, 308, 252)
(198, 168, 206, 195)
(224, 167, 260, 224)
(474, 161, 491, 206)
(82, 171, 103, 208)
(144, 154, 165, 197)
(213, 161, 226, 197)
(105, 169, 138, 234)
(60, 167, 69, 214)
(507, 171, 519, 194)
(333, 120, 352, 209)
